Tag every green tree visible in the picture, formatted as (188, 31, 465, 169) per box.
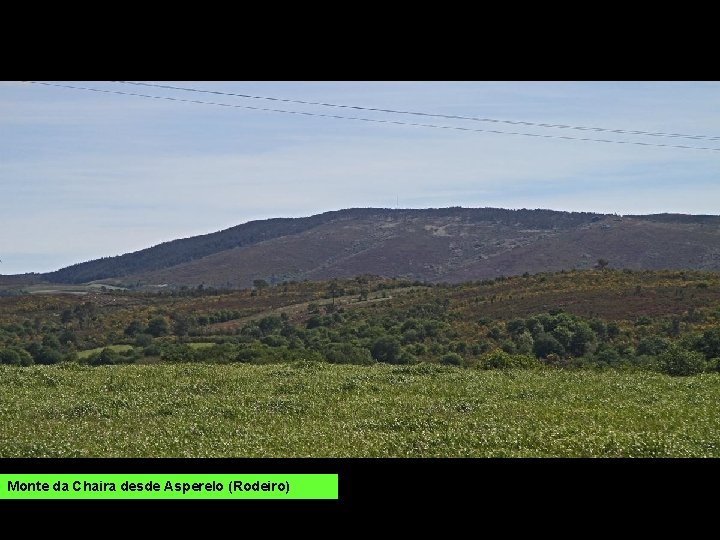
(59, 328, 77, 346)
(658, 344, 707, 376)
(0, 347, 34, 366)
(60, 309, 73, 324)
(514, 330, 535, 354)
(441, 352, 463, 366)
(595, 258, 609, 270)
(147, 316, 170, 337)
(253, 279, 269, 290)
(134, 333, 154, 347)
(89, 348, 121, 366)
(569, 322, 596, 356)
(172, 317, 191, 337)
(698, 327, 720, 359)
(533, 333, 565, 358)
(34, 347, 64, 365)
(370, 336, 401, 364)
(637, 336, 670, 356)
(480, 349, 540, 369)
(258, 315, 283, 335)
(42, 334, 61, 350)
(328, 280, 340, 306)
(325, 343, 374, 365)
(124, 319, 145, 336)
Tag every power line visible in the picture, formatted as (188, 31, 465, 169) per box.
(116, 80, 720, 143)
(22, 81, 720, 153)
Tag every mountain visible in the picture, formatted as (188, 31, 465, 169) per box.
(25, 207, 720, 288)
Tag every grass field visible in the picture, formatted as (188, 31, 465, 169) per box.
(1, 363, 718, 457)
(186, 342, 216, 349)
(77, 344, 135, 359)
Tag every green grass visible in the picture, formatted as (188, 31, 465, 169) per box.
(1, 363, 719, 457)
(77, 345, 135, 359)
(186, 342, 215, 350)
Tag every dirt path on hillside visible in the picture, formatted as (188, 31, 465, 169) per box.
(203, 286, 425, 332)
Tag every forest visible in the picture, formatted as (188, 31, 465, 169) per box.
(2, 269, 719, 377)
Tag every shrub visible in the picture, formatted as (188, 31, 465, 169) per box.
(34, 347, 64, 365)
(261, 335, 289, 348)
(658, 344, 708, 376)
(441, 352, 463, 366)
(698, 327, 720, 359)
(194, 343, 239, 363)
(258, 315, 283, 335)
(306, 316, 322, 329)
(514, 331, 534, 354)
(147, 316, 170, 337)
(324, 343, 374, 365)
(480, 349, 541, 370)
(143, 342, 162, 356)
(506, 319, 527, 335)
(89, 348, 122, 366)
(533, 333, 565, 358)
(370, 337, 401, 364)
(593, 345, 622, 365)
(134, 333, 154, 347)
(0, 347, 33, 366)
(569, 322, 596, 356)
(159, 344, 197, 363)
(396, 350, 419, 365)
(636, 336, 670, 356)
(124, 319, 145, 336)
(607, 322, 620, 339)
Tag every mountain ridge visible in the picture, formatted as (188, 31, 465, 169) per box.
(5, 207, 720, 288)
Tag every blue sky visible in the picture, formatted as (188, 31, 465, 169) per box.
(1, 81, 719, 275)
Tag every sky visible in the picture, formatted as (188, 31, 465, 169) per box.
(1, 80, 719, 275)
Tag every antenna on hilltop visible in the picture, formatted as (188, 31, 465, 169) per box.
(396, 194, 399, 209)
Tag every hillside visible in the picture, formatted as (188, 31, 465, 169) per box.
(2, 268, 720, 373)
(4, 268, 720, 459)
(5, 207, 720, 288)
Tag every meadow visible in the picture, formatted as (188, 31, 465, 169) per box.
(1, 362, 718, 458)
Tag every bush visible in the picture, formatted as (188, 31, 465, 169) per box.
(636, 336, 670, 356)
(194, 343, 239, 363)
(306, 316, 322, 329)
(324, 343, 374, 365)
(34, 347, 64, 365)
(0, 347, 33, 366)
(533, 333, 565, 358)
(441, 352, 463, 366)
(698, 327, 720, 359)
(143, 342, 162, 356)
(89, 348, 122, 366)
(514, 331, 534, 354)
(480, 349, 541, 370)
(160, 344, 198, 363)
(593, 345, 622, 365)
(258, 315, 283, 335)
(370, 337, 401, 364)
(134, 333, 154, 347)
(124, 320, 145, 336)
(147, 316, 170, 337)
(261, 335, 289, 348)
(396, 350, 419, 364)
(658, 344, 708, 376)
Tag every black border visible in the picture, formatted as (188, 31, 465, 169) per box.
(2, 457, 715, 517)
